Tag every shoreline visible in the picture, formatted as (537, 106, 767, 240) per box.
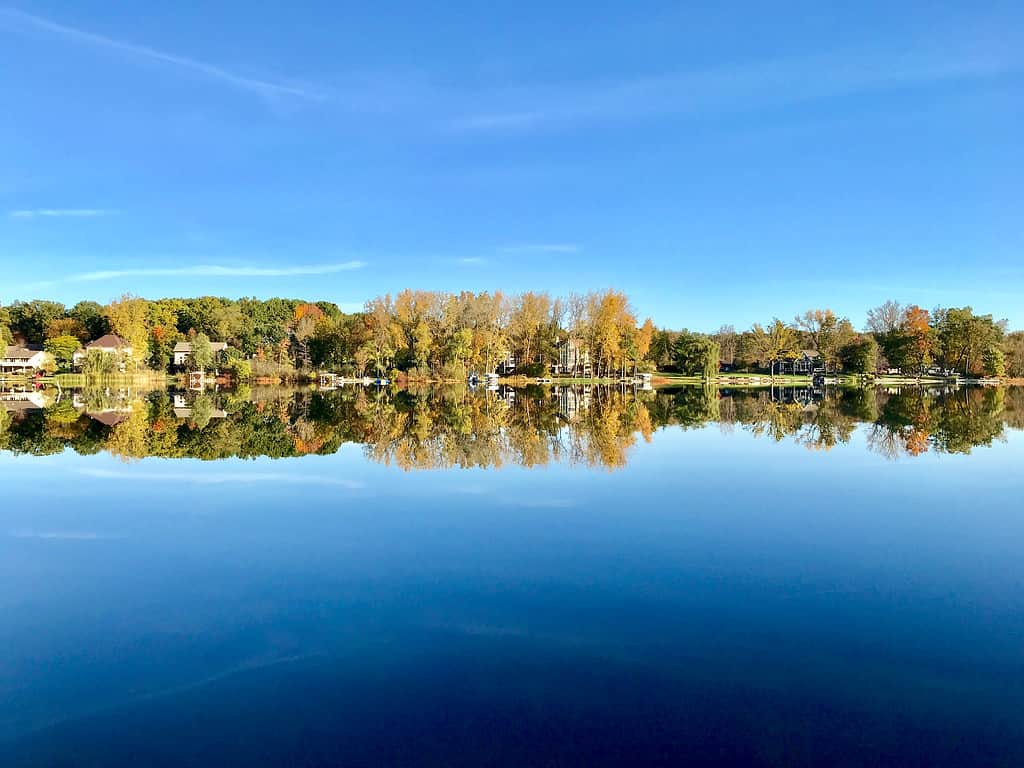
(2, 371, 1018, 392)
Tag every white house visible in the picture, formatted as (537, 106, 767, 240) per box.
(1, 345, 49, 374)
(173, 340, 228, 367)
(553, 338, 592, 376)
(0, 389, 48, 411)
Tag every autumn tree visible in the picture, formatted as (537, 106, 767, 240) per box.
(635, 318, 655, 373)
(750, 319, 799, 380)
(290, 303, 325, 369)
(795, 309, 837, 351)
(104, 294, 150, 369)
(508, 292, 551, 368)
(362, 296, 398, 376)
(1004, 331, 1024, 378)
(45, 317, 89, 341)
(585, 290, 636, 377)
(900, 305, 933, 374)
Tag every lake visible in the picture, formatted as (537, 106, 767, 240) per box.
(2, 384, 1023, 767)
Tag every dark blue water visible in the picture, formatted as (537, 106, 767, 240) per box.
(2, 387, 1023, 766)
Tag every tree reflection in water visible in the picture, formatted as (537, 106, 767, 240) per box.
(1, 384, 1021, 467)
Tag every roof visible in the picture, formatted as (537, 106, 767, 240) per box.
(174, 407, 227, 419)
(1, 400, 44, 413)
(86, 334, 129, 350)
(3, 345, 44, 360)
(86, 410, 130, 426)
(801, 350, 820, 358)
(173, 341, 228, 353)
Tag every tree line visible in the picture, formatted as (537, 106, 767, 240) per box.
(2, 294, 1021, 379)
(656, 303, 1018, 378)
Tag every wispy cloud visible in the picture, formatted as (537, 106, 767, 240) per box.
(450, 43, 1021, 133)
(449, 111, 547, 131)
(64, 261, 366, 283)
(0, 7, 327, 101)
(8, 260, 367, 294)
(9, 208, 117, 218)
(9, 528, 124, 540)
(78, 468, 365, 489)
(498, 243, 581, 255)
(503, 498, 578, 509)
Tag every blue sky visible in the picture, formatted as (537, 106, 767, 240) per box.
(1, 1, 1021, 329)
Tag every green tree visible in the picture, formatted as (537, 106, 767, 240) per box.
(933, 307, 1005, 376)
(673, 332, 720, 378)
(983, 345, 1006, 378)
(149, 325, 182, 371)
(190, 333, 215, 372)
(9, 300, 67, 343)
(190, 394, 215, 430)
(0, 306, 12, 346)
(44, 335, 82, 371)
(81, 348, 118, 376)
(839, 336, 879, 374)
(225, 357, 252, 381)
(69, 301, 110, 340)
(0, 402, 11, 439)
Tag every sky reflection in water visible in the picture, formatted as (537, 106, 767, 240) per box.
(1, 385, 1023, 766)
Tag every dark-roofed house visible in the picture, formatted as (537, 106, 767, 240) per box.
(86, 410, 132, 427)
(779, 350, 825, 375)
(1, 345, 49, 374)
(73, 334, 133, 368)
(173, 341, 228, 368)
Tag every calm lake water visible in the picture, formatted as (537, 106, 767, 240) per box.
(2, 384, 1023, 767)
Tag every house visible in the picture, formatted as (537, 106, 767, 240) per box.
(173, 340, 228, 367)
(555, 384, 592, 421)
(86, 410, 132, 427)
(73, 334, 132, 367)
(553, 338, 592, 377)
(496, 351, 520, 375)
(778, 350, 825, 376)
(0, 388, 48, 412)
(1, 345, 48, 374)
(172, 393, 227, 420)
